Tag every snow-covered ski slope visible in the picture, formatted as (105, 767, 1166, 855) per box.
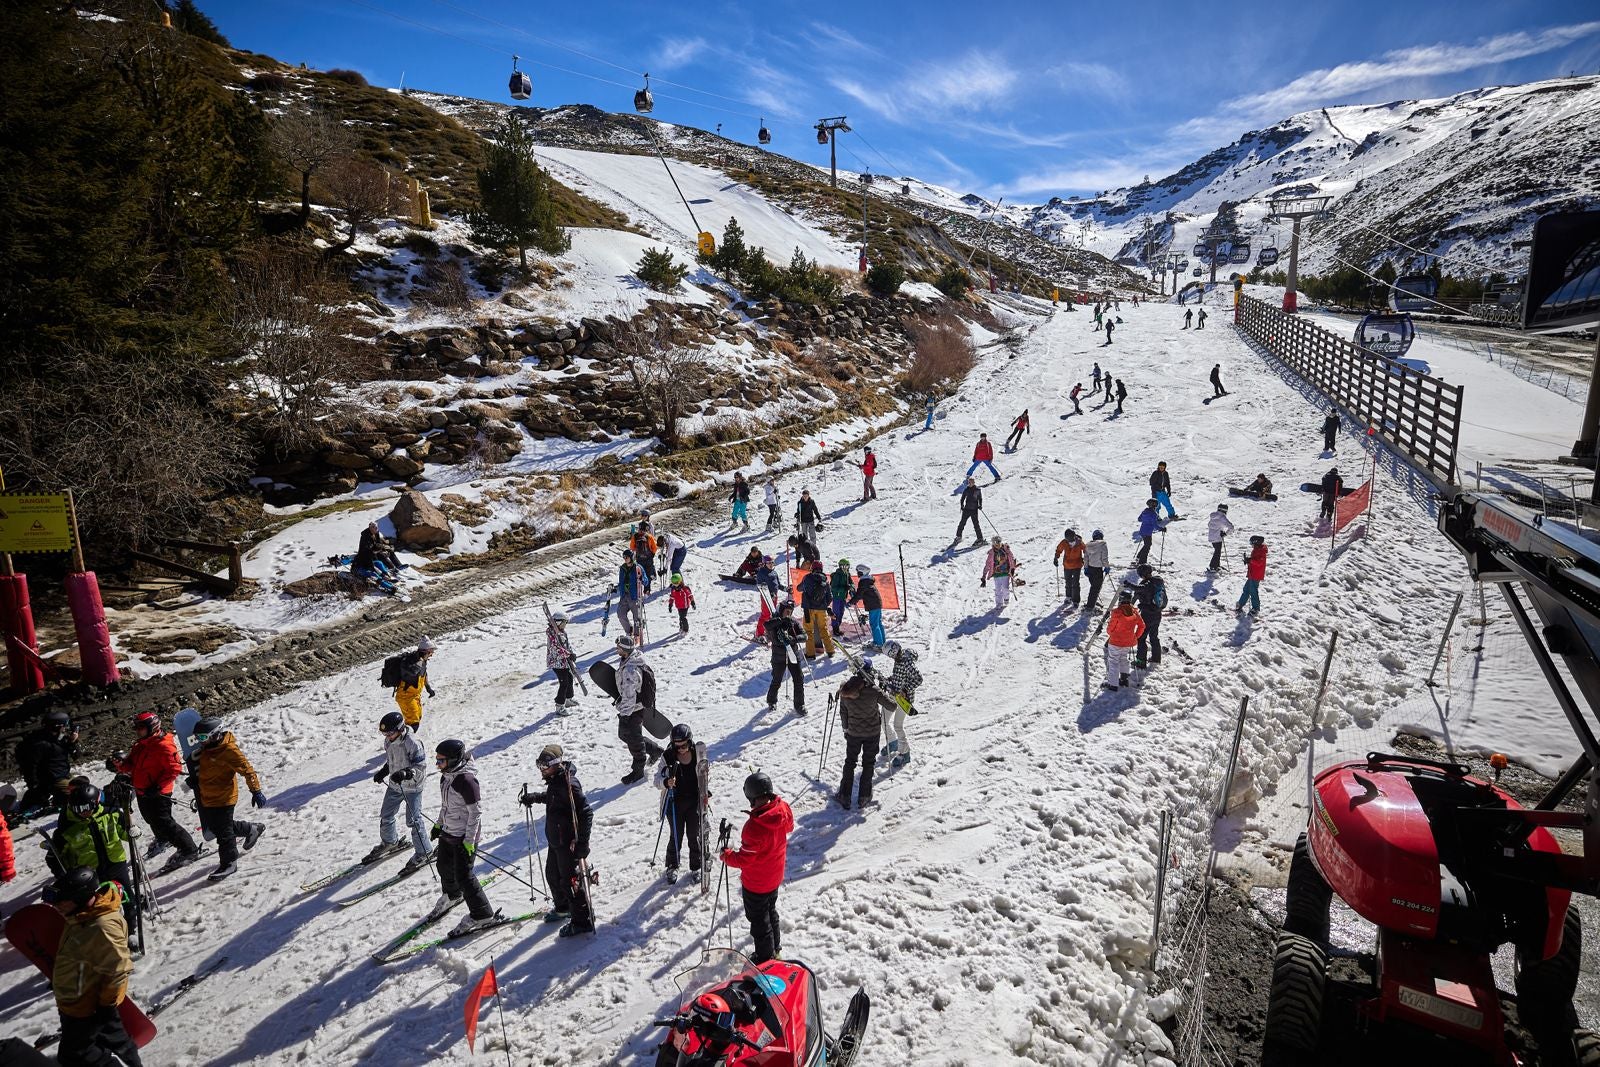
(536, 145, 857, 270)
(4, 302, 1497, 1064)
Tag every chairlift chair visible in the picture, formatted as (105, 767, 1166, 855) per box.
(634, 74, 654, 114)
(757, 118, 771, 145)
(508, 56, 531, 101)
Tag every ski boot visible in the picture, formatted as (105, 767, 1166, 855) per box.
(145, 838, 170, 862)
(543, 908, 570, 924)
(450, 909, 503, 937)
(621, 767, 645, 785)
(429, 892, 463, 920)
(399, 850, 434, 875)
(556, 702, 571, 717)
(160, 848, 205, 874)
(663, 867, 679, 884)
(559, 919, 595, 938)
(243, 823, 266, 851)
(362, 841, 406, 865)
(208, 861, 237, 882)
(891, 751, 910, 768)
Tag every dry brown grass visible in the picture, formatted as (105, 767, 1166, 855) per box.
(904, 308, 976, 394)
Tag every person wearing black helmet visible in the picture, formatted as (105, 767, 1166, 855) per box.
(108, 712, 201, 870)
(431, 739, 501, 936)
(720, 773, 794, 963)
(190, 717, 266, 882)
(50, 866, 142, 1067)
(367, 711, 431, 873)
(520, 744, 594, 936)
(615, 548, 647, 643)
(17, 709, 79, 815)
(49, 779, 134, 926)
(656, 724, 704, 884)
(764, 599, 806, 716)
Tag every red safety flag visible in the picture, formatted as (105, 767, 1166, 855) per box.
(464, 963, 499, 1053)
(788, 572, 900, 610)
(1333, 480, 1371, 535)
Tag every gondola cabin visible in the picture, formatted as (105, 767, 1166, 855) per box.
(1258, 245, 1280, 266)
(508, 57, 531, 101)
(1230, 239, 1251, 264)
(1355, 312, 1416, 359)
(1192, 241, 1207, 257)
(758, 119, 771, 145)
(1391, 274, 1439, 312)
(634, 74, 653, 114)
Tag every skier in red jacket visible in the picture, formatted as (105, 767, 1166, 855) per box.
(1236, 536, 1268, 616)
(965, 433, 1000, 482)
(110, 712, 202, 868)
(1004, 410, 1029, 451)
(720, 773, 795, 962)
(857, 447, 877, 502)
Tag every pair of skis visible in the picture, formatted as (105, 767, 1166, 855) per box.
(541, 601, 588, 696)
(370, 873, 510, 962)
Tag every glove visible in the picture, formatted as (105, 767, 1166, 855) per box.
(464, 841, 476, 858)
(185, 775, 198, 794)
(980, 580, 987, 587)
(519, 791, 545, 807)
(251, 790, 267, 808)
(389, 769, 411, 784)
(572, 841, 590, 860)
(430, 824, 441, 840)
(373, 767, 388, 784)
(106, 752, 127, 773)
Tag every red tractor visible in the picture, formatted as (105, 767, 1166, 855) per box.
(1264, 751, 1595, 1064)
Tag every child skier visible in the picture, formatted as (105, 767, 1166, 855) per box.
(667, 574, 696, 634)
(981, 536, 1018, 612)
(546, 609, 578, 714)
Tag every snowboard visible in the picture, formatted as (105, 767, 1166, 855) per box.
(1227, 488, 1279, 501)
(1299, 482, 1358, 497)
(172, 707, 213, 841)
(718, 573, 758, 586)
(3, 904, 157, 1048)
(587, 661, 671, 739)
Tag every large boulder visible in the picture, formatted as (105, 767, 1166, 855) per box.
(389, 489, 454, 549)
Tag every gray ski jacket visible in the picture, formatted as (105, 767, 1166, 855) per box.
(437, 754, 481, 842)
(382, 725, 427, 795)
(617, 650, 651, 717)
(1083, 539, 1110, 569)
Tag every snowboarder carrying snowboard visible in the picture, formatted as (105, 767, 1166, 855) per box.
(1053, 529, 1085, 607)
(546, 610, 579, 714)
(189, 717, 266, 882)
(369, 712, 431, 874)
(667, 574, 696, 634)
(109, 712, 201, 867)
(721, 773, 794, 964)
(764, 600, 807, 716)
(1237, 536, 1268, 616)
(1103, 593, 1146, 691)
(835, 666, 894, 810)
(1207, 505, 1235, 573)
(981, 536, 1018, 613)
(431, 739, 501, 938)
(49, 867, 143, 1067)
(390, 638, 437, 728)
(521, 744, 595, 937)
(656, 725, 703, 883)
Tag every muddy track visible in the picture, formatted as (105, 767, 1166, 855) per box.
(0, 492, 725, 772)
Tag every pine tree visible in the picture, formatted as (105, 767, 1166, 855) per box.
(470, 112, 569, 269)
(169, 0, 230, 47)
(635, 247, 688, 292)
(710, 216, 748, 280)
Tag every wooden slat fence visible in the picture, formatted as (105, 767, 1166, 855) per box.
(1236, 296, 1464, 485)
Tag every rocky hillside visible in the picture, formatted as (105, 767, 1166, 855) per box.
(1010, 75, 1600, 279)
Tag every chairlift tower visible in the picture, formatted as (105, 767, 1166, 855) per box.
(1267, 196, 1332, 313)
(815, 117, 851, 188)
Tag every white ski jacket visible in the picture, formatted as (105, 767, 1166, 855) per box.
(763, 483, 779, 507)
(1083, 539, 1110, 568)
(382, 725, 427, 795)
(1207, 510, 1236, 545)
(437, 755, 480, 841)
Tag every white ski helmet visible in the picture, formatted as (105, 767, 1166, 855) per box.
(551, 609, 569, 624)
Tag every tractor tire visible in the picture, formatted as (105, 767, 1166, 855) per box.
(1283, 833, 1333, 945)
(1262, 932, 1327, 1066)
(1574, 1029, 1600, 1067)
(1517, 903, 1582, 1046)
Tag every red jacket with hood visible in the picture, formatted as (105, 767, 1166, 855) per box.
(721, 796, 794, 894)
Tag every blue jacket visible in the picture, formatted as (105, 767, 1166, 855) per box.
(1134, 507, 1166, 540)
(617, 563, 644, 599)
(755, 563, 778, 596)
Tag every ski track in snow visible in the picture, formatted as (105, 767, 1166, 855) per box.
(0, 299, 1472, 1065)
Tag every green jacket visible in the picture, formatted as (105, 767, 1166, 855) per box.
(52, 806, 129, 870)
(829, 567, 853, 600)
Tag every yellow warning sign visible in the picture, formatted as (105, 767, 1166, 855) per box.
(0, 494, 72, 553)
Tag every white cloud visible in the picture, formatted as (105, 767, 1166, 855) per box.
(1228, 20, 1600, 120)
(1049, 61, 1129, 100)
(1001, 160, 1158, 197)
(653, 36, 709, 71)
(833, 50, 1017, 124)
(803, 21, 880, 56)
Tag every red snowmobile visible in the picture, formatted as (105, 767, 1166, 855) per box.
(650, 949, 869, 1067)
(1266, 751, 1596, 1065)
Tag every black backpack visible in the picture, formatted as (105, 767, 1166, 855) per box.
(380, 651, 421, 688)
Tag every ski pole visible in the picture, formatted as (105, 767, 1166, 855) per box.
(650, 789, 669, 867)
(1158, 528, 1167, 568)
(472, 845, 550, 899)
(521, 783, 539, 900)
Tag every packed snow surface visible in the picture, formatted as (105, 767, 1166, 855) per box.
(12, 299, 1583, 1064)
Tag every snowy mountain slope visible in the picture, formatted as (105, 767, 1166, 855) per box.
(1011, 75, 1600, 279)
(0, 302, 1483, 1063)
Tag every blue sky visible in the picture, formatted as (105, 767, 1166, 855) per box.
(207, 0, 1600, 200)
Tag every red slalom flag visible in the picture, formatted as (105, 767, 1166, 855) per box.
(464, 963, 499, 1053)
(1333, 480, 1371, 535)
